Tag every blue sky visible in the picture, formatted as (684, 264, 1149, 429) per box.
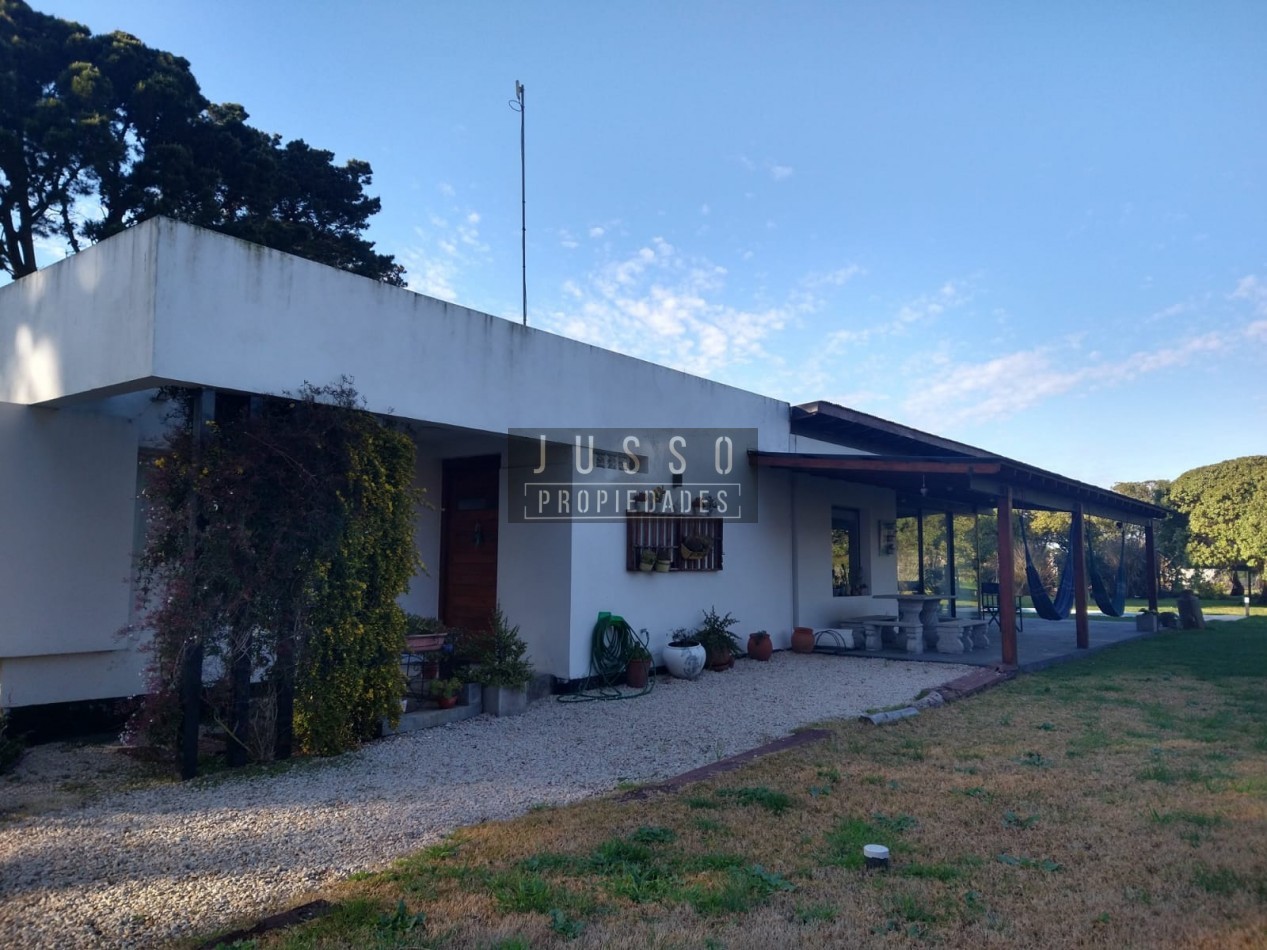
(34, 1, 1267, 488)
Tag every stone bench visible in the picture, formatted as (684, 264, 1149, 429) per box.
(832, 616, 897, 652)
(860, 620, 924, 653)
(934, 620, 969, 654)
(959, 619, 990, 650)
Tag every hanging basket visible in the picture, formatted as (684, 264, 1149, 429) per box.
(680, 536, 713, 560)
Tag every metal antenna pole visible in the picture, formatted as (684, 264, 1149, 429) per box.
(511, 81, 527, 326)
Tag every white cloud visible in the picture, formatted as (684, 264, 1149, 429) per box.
(401, 251, 458, 302)
(807, 265, 865, 289)
(438, 182, 455, 197)
(1231, 274, 1263, 302)
(770, 164, 794, 181)
(1247, 320, 1267, 341)
(894, 281, 968, 328)
(1232, 275, 1267, 319)
(901, 330, 1235, 430)
(541, 239, 790, 378)
(1121, 333, 1227, 378)
(589, 226, 605, 239)
(402, 197, 491, 302)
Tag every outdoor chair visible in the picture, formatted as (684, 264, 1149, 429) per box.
(979, 582, 1023, 631)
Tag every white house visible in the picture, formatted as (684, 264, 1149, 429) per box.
(0, 218, 1165, 718)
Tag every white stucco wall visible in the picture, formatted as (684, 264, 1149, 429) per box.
(0, 403, 144, 707)
(0, 227, 158, 405)
(790, 472, 898, 630)
(0, 219, 913, 702)
(1, 219, 793, 447)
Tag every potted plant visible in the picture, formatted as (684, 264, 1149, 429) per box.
(747, 630, 773, 661)
(626, 642, 652, 689)
(654, 548, 673, 573)
(663, 628, 706, 680)
(695, 606, 740, 671)
(429, 676, 464, 709)
(791, 626, 816, 653)
(1136, 607, 1159, 632)
(405, 614, 448, 654)
(680, 535, 713, 561)
(638, 547, 658, 572)
(471, 606, 535, 716)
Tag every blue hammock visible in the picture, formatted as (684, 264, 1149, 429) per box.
(1087, 528, 1128, 617)
(1020, 516, 1075, 621)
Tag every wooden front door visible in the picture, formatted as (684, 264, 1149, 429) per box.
(441, 456, 500, 634)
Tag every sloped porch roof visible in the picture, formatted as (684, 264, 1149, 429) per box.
(783, 401, 1169, 523)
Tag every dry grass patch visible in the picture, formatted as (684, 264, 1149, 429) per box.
(195, 622, 1267, 949)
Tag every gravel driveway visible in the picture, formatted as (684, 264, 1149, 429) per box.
(0, 652, 975, 948)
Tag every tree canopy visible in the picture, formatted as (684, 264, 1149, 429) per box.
(0, 0, 403, 283)
(1168, 456, 1267, 574)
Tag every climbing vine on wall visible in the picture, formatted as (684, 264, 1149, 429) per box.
(128, 379, 421, 767)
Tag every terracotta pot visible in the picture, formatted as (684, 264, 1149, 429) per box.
(406, 633, 447, 653)
(747, 633, 773, 661)
(705, 645, 734, 671)
(626, 657, 651, 689)
(436, 695, 458, 709)
(791, 626, 816, 654)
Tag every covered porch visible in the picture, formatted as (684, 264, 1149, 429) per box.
(761, 403, 1170, 670)
(830, 614, 1159, 672)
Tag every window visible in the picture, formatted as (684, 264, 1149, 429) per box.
(626, 514, 723, 572)
(831, 507, 864, 596)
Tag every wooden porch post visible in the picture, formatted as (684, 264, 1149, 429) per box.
(180, 387, 215, 781)
(1145, 521, 1159, 612)
(946, 511, 956, 617)
(1072, 504, 1089, 649)
(998, 487, 1017, 667)
(916, 509, 926, 593)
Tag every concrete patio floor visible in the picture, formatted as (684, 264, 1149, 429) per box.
(824, 613, 1198, 672)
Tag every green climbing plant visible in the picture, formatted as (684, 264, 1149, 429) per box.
(128, 379, 422, 765)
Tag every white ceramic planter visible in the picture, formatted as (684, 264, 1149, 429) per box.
(663, 642, 706, 680)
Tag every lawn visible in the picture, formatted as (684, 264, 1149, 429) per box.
(198, 620, 1267, 949)
(1013, 596, 1267, 622)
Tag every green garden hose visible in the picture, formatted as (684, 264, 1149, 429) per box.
(556, 611, 655, 703)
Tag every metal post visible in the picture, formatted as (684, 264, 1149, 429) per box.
(1072, 504, 1089, 649)
(512, 81, 527, 326)
(998, 488, 1017, 667)
(945, 511, 956, 617)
